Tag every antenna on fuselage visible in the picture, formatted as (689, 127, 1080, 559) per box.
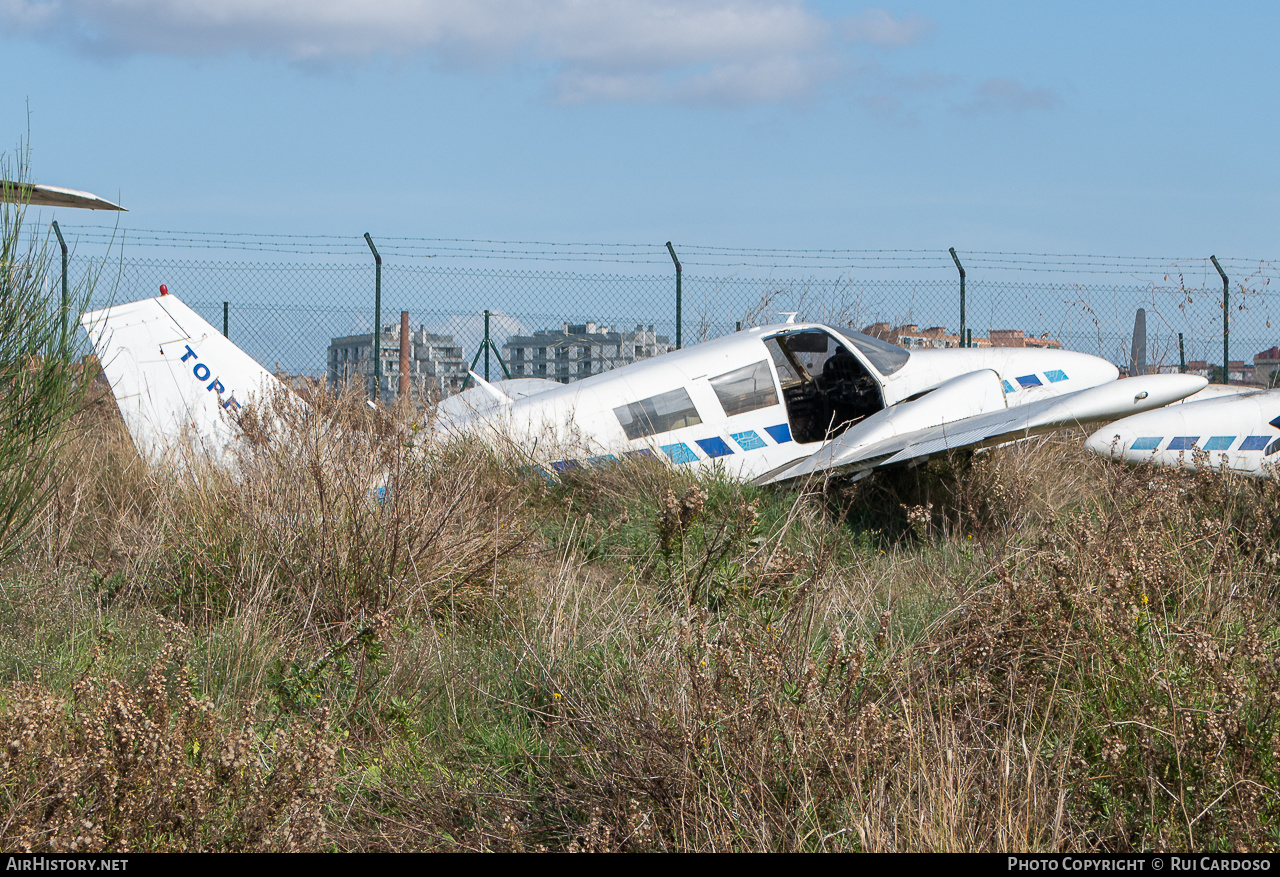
(780, 312, 798, 324)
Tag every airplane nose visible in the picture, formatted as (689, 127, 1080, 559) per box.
(1064, 350, 1120, 385)
(1085, 425, 1128, 459)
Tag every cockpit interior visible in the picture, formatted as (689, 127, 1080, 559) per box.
(764, 329, 887, 444)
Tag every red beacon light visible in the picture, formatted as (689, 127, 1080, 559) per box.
(159, 284, 169, 296)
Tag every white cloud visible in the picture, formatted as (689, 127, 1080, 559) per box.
(841, 9, 934, 48)
(0, 0, 56, 26)
(958, 77, 1059, 114)
(673, 54, 842, 105)
(2, 0, 853, 103)
(2, 3, 989, 110)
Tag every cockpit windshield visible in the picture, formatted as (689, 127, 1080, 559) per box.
(837, 330, 911, 376)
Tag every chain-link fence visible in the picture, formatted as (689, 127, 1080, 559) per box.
(64, 247, 1280, 396)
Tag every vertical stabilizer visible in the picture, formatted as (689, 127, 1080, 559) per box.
(1130, 308, 1147, 377)
(81, 293, 304, 467)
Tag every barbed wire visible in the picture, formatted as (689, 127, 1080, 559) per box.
(52, 224, 1276, 273)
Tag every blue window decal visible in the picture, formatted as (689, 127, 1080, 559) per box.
(660, 442, 699, 464)
(1002, 380, 1016, 394)
(1270, 415, 1280, 429)
(1167, 437, 1199, 451)
(1131, 437, 1162, 451)
(586, 454, 618, 467)
(625, 449, 655, 460)
(1204, 436, 1235, 451)
(731, 430, 767, 451)
(1241, 436, 1271, 451)
(1016, 374, 1043, 388)
(552, 460, 581, 473)
(696, 437, 734, 458)
(519, 464, 554, 483)
(1045, 369, 1069, 383)
(764, 423, 793, 444)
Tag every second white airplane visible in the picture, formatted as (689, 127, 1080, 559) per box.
(1086, 387, 1280, 476)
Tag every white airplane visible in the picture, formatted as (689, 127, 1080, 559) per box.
(1085, 388, 1280, 476)
(81, 289, 1212, 484)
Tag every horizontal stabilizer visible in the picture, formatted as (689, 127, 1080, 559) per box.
(436, 376, 560, 424)
(0, 181, 125, 211)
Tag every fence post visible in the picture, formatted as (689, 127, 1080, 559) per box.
(51, 220, 68, 353)
(665, 241, 682, 350)
(463, 309, 512, 390)
(949, 247, 966, 348)
(1211, 255, 1228, 384)
(364, 233, 383, 402)
(399, 310, 410, 400)
(1178, 333, 1186, 374)
(222, 301, 229, 338)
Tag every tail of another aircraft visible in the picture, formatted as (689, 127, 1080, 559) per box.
(1129, 307, 1147, 377)
(81, 291, 303, 468)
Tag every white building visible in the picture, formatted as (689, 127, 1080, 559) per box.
(503, 322, 671, 384)
(328, 326, 467, 400)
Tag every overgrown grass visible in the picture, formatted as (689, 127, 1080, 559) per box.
(2, 387, 1279, 851)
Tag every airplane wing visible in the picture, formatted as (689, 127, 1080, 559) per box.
(757, 372, 1208, 484)
(0, 181, 125, 211)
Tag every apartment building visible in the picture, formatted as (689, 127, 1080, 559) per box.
(502, 322, 671, 383)
(327, 326, 467, 400)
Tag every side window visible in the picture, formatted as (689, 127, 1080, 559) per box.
(709, 360, 779, 417)
(614, 388, 703, 440)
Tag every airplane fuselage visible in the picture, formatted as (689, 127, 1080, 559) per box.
(443, 322, 1123, 481)
(1086, 389, 1280, 475)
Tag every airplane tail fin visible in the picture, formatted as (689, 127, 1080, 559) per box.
(1129, 307, 1147, 377)
(81, 292, 304, 468)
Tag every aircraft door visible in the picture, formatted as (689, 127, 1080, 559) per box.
(764, 329, 886, 444)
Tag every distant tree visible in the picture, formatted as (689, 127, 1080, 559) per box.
(0, 144, 94, 562)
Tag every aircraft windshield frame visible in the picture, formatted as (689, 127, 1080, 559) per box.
(837, 330, 910, 376)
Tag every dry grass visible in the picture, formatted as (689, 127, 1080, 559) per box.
(2, 390, 1279, 851)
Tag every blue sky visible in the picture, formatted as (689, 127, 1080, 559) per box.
(1, 1, 1277, 278)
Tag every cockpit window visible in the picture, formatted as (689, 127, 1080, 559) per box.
(614, 388, 702, 440)
(838, 330, 911, 376)
(709, 360, 780, 416)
